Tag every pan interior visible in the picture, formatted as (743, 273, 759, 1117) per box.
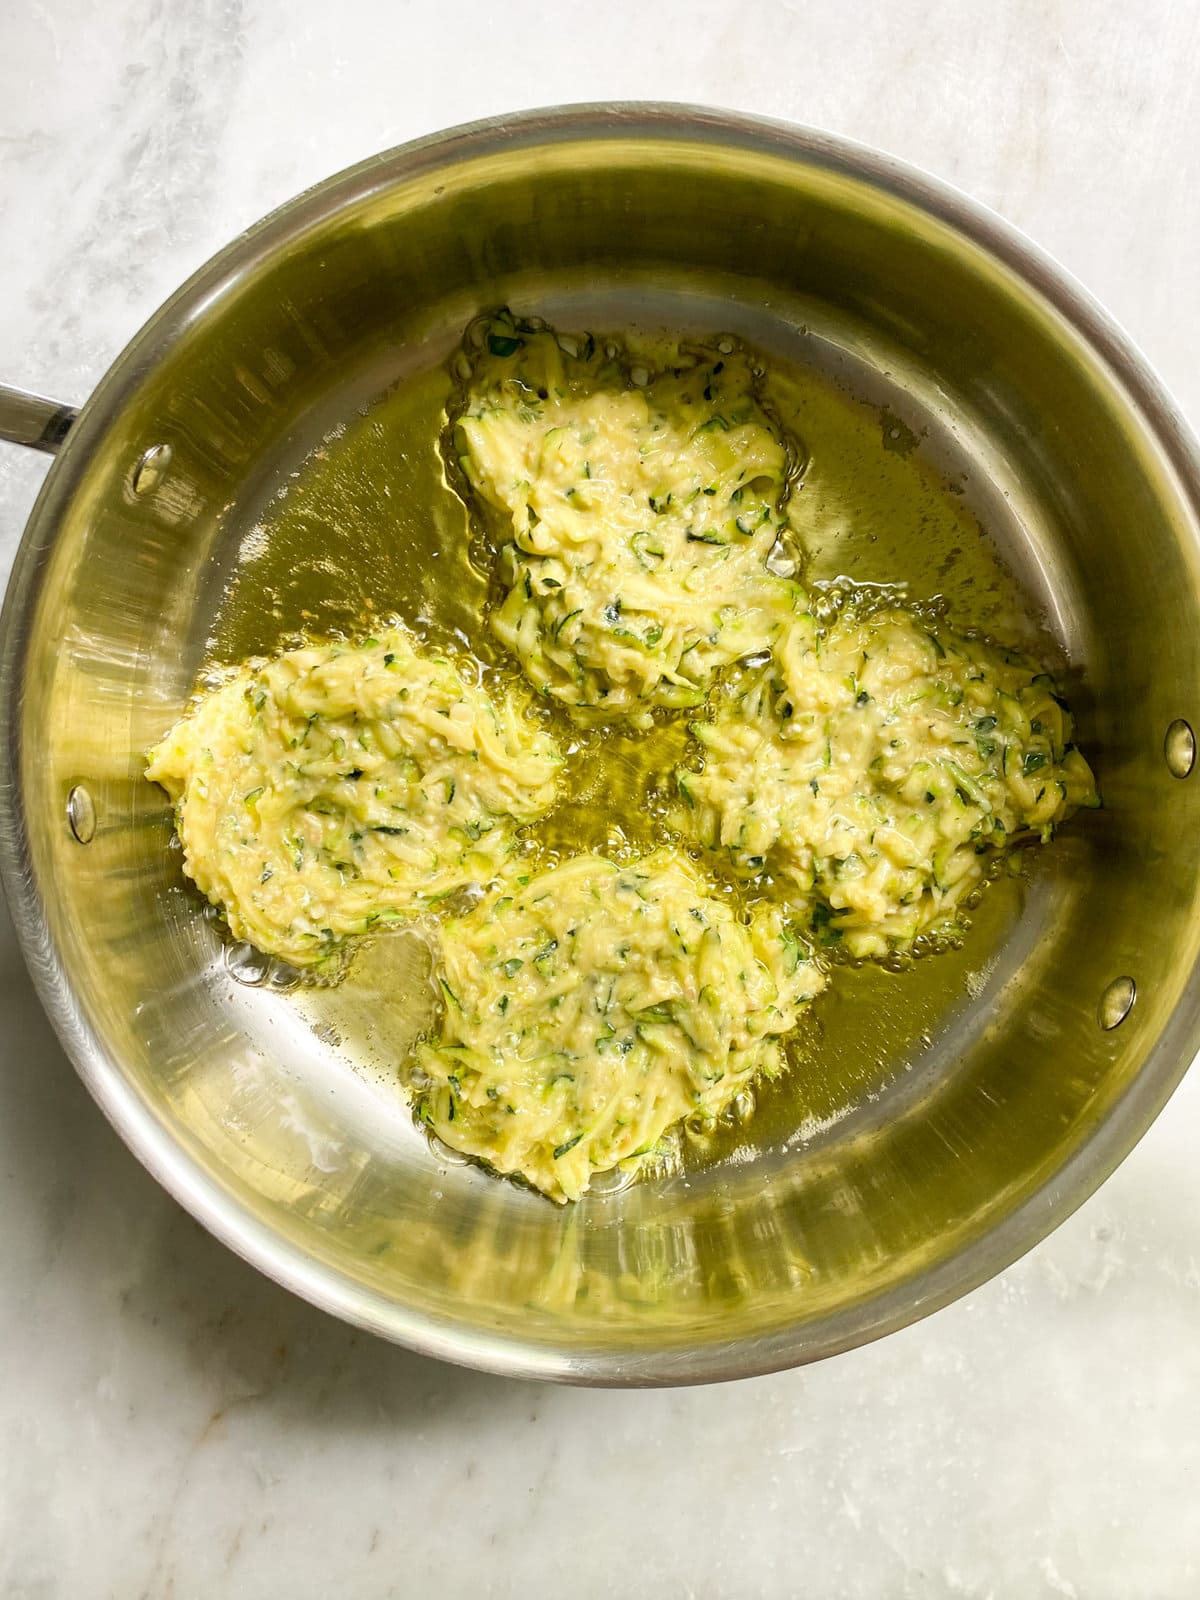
(13, 123, 1200, 1378)
(201, 283, 1068, 1184)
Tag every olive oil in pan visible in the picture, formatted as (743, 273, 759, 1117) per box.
(207, 364, 497, 671)
(762, 366, 1041, 646)
(688, 876, 1026, 1176)
(288, 930, 438, 1093)
(201, 334, 1041, 1191)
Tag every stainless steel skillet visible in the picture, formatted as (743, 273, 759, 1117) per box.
(2, 105, 1199, 1385)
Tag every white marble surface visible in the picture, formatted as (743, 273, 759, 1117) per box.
(3, 1, 1200, 1594)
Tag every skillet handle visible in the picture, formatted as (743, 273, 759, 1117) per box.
(0, 384, 78, 455)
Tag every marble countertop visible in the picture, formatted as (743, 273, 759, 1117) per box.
(3, 1, 1199, 1594)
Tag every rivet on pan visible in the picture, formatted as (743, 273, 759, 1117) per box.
(1098, 975, 1136, 1031)
(132, 442, 172, 496)
(1164, 718, 1195, 778)
(66, 784, 96, 844)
